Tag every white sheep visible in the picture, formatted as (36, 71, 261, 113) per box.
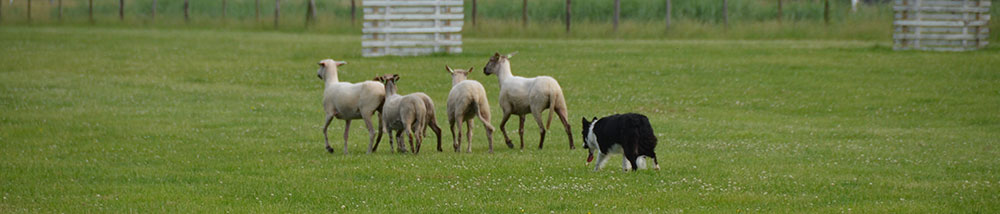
(482, 52, 575, 150)
(373, 74, 432, 153)
(445, 65, 496, 153)
(316, 59, 385, 154)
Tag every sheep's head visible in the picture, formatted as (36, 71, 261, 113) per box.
(446, 65, 474, 83)
(483, 52, 516, 76)
(373, 74, 400, 83)
(316, 59, 347, 80)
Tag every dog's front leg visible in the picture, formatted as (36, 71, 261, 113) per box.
(622, 158, 632, 172)
(593, 153, 610, 171)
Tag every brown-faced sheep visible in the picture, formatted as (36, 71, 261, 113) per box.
(373, 74, 434, 154)
(482, 52, 574, 150)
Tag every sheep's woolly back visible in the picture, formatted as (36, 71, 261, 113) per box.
(447, 80, 490, 122)
(323, 80, 385, 120)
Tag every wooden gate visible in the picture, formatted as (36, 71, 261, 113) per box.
(894, 0, 991, 51)
(362, 0, 464, 57)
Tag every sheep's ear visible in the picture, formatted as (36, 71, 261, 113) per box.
(446, 65, 454, 73)
(506, 51, 519, 59)
(392, 74, 400, 81)
(336, 61, 347, 66)
(317, 61, 325, 67)
(468, 66, 474, 73)
(373, 76, 382, 81)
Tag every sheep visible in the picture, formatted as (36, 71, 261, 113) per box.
(371, 85, 443, 153)
(316, 59, 385, 154)
(482, 52, 575, 150)
(445, 65, 496, 153)
(373, 74, 436, 154)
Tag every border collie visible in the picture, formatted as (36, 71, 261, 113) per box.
(582, 113, 659, 172)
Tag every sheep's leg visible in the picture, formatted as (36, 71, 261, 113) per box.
(342, 120, 352, 155)
(405, 124, 416, 154)
(449, 118, 459, 152)
(429, 117, 443, 152)
(556, 107, 575, 149)
(395, 130, 407, 153)
(385, 130, 394, 152)
(363, 114, 377, 154)
(499, 112, 514, 148)
(465, 119, 474, 153)
(455, 118, 469, 152)
(476, 110, 496, 153)
(531, 112, 547, 150)
(371, 111, 385, 152)
(323, 115, 335, 153)
(518, 115, 526, 150)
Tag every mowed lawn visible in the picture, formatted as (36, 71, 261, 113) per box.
(1, 26, 998, 213)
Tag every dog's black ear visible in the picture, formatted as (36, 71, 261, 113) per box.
(592, 117, 597, 121)
(581, 117, 589, 125)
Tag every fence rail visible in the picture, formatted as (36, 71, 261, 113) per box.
(893, 0, 991, 51)
(362, 0, 463, 57)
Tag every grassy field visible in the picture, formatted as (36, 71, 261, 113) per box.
(1, 25, 1000, 212)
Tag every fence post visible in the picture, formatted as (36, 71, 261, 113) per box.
(722, 0, 729, 27)
(184, 0, 190, 23)
(823, 0, 830, 25)
(472, 0, 477, 26)
(851, 0, 858, 13)
(27, 0, 30, 23)
(1, 0, 4, 22)
(777, 0, 782, 23)
(275, 0, 280, 28)
(89, 0, 94, 23)
(665, 0, 671, 29)
(256, 0, 261, 22)
(307, 0, 316, 25)
(58, 0, 62, 21)
(119, 0, 125, 21)
(223, 0, 228, 20)
(522, 0, 528, 27)
(152, 0, 157, 20)
(613, 0, 620, 32)
(565, 0, 571, 33)
(351, 0, 356, 24)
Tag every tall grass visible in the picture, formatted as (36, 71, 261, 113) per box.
(0, 0, 993, 42)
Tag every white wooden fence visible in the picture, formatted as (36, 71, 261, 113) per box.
(362, 0, 464, 57)
(893, 0, 991, 51)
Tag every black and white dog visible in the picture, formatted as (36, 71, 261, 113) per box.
(582, 113, 660, 172)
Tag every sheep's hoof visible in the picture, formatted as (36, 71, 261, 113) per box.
(505, 140, 514, 148)
(325, 146, 335, 153)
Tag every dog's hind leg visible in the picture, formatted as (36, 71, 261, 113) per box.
(622, 158, 632, 172)
(636, 157, 647, 170)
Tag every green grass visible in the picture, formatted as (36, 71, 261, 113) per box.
(1, 26, 999, 212)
